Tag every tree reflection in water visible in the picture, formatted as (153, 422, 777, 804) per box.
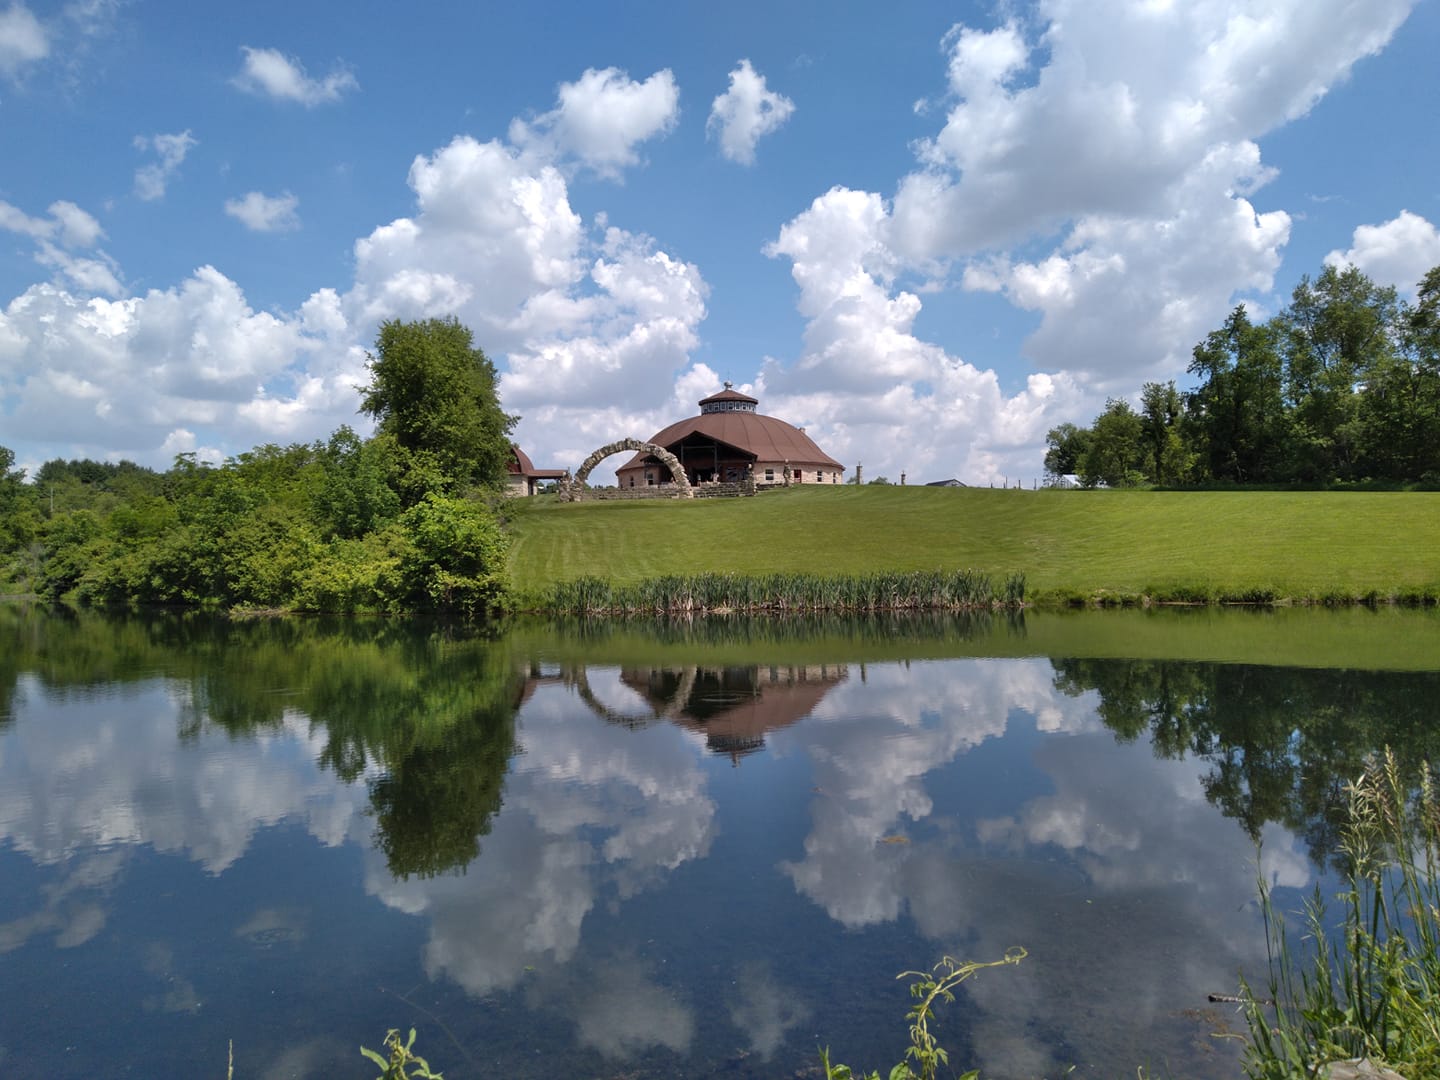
(6, 606, 1440, 1078)
(1053, 658, 1440, 866)
(1, 607, 526, 880)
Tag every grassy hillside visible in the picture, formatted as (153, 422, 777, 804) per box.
(505, 485, 1440, 602)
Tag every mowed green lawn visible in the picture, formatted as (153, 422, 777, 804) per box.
(505, 486, 1440, 600)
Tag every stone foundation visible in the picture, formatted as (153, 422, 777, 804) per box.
(581, 481, 753, 500)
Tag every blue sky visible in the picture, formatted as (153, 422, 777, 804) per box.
(2, 0, 1437, 484)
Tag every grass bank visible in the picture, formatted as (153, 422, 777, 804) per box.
(505, 486, 1440, 605)
(505, 606, 1440, 672)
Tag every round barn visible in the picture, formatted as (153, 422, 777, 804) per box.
(614, 384, 844, 489)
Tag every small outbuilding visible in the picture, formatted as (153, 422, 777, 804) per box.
(506, 444, 566, 497)
(614, 384, 844, 489)
(926, 478, 967, 488)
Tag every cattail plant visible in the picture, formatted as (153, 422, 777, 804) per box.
(539, 570, 1026, 616)
(1242, 748, 1440, 1079)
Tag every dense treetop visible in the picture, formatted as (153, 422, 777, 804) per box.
(360, 317, 516, 497)
(1047, 262, 1440, 488)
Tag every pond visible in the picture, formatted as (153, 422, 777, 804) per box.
(2, 604, 1439, 1078)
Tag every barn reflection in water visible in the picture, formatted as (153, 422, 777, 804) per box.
(519, 663, 848, 761)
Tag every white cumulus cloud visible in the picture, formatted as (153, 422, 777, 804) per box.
(0, 268, 363, 460)
(894, 0, 1412, 259)
(707, 59, 795, 165)
(756, 0, 1416, 480)
(762, 186, 1089, 483)
(133, 130, 196, 201)
(975, 141, 1291, 386)
(0, 198, 102, 247)
(0, 198, 120, 296)
(509, 66, 679, 178)
(224, 190, 301, 233)
(1325, 211, 1440, 297)
(0, 61, 707, 470)
(0, 2, 47, 78)
(0, 0, 121, 94)
(34, 241, 122, 297)
(349, 129, 708, 472)
(232, 45, 357, 106)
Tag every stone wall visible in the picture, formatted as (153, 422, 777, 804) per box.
(694, 482, 751, 498)
(582, 481, 753, 500)
(585, 486, 686, 500)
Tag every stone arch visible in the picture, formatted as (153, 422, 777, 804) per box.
(567, 438, 693, 499)
(574, 665, 699, 728)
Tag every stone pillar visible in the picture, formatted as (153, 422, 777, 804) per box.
(855, 462, 863, 485)
(744, 463, 756, 494)
(901, 471, 907, 486)
(783, 460, 791, 487)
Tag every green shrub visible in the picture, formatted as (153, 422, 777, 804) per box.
(293, 530, 409, 613)
(399, 494, 509, 616)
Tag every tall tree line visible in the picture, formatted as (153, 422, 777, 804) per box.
(1046, 263, 1440, 487)
(0, 318, 519, 615)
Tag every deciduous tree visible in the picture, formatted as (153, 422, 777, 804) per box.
(359, 318, 516, 495)
(1043, 423, 1092, 483)
(1139, 381, 1187, 485)
(1186, 305, 1287, 483)
(1079, 399, 1145, 488)
(1280, 265, 1400, 481)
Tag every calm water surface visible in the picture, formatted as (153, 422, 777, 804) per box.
(2, 606, 1438, 1079)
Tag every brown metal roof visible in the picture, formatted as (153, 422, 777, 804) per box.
(617, 412, 842, 471)
(619, 666, 847, 759)
(507, 444, 535, 475)
(508, 443, 566, 479)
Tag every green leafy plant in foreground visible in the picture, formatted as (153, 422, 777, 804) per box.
(360, 1027, 443, 1079)
(821, 948, 1028, 1080)
(1241, 748, 1440, 1079)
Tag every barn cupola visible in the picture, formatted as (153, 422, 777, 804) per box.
(698, 382, 758, 415)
